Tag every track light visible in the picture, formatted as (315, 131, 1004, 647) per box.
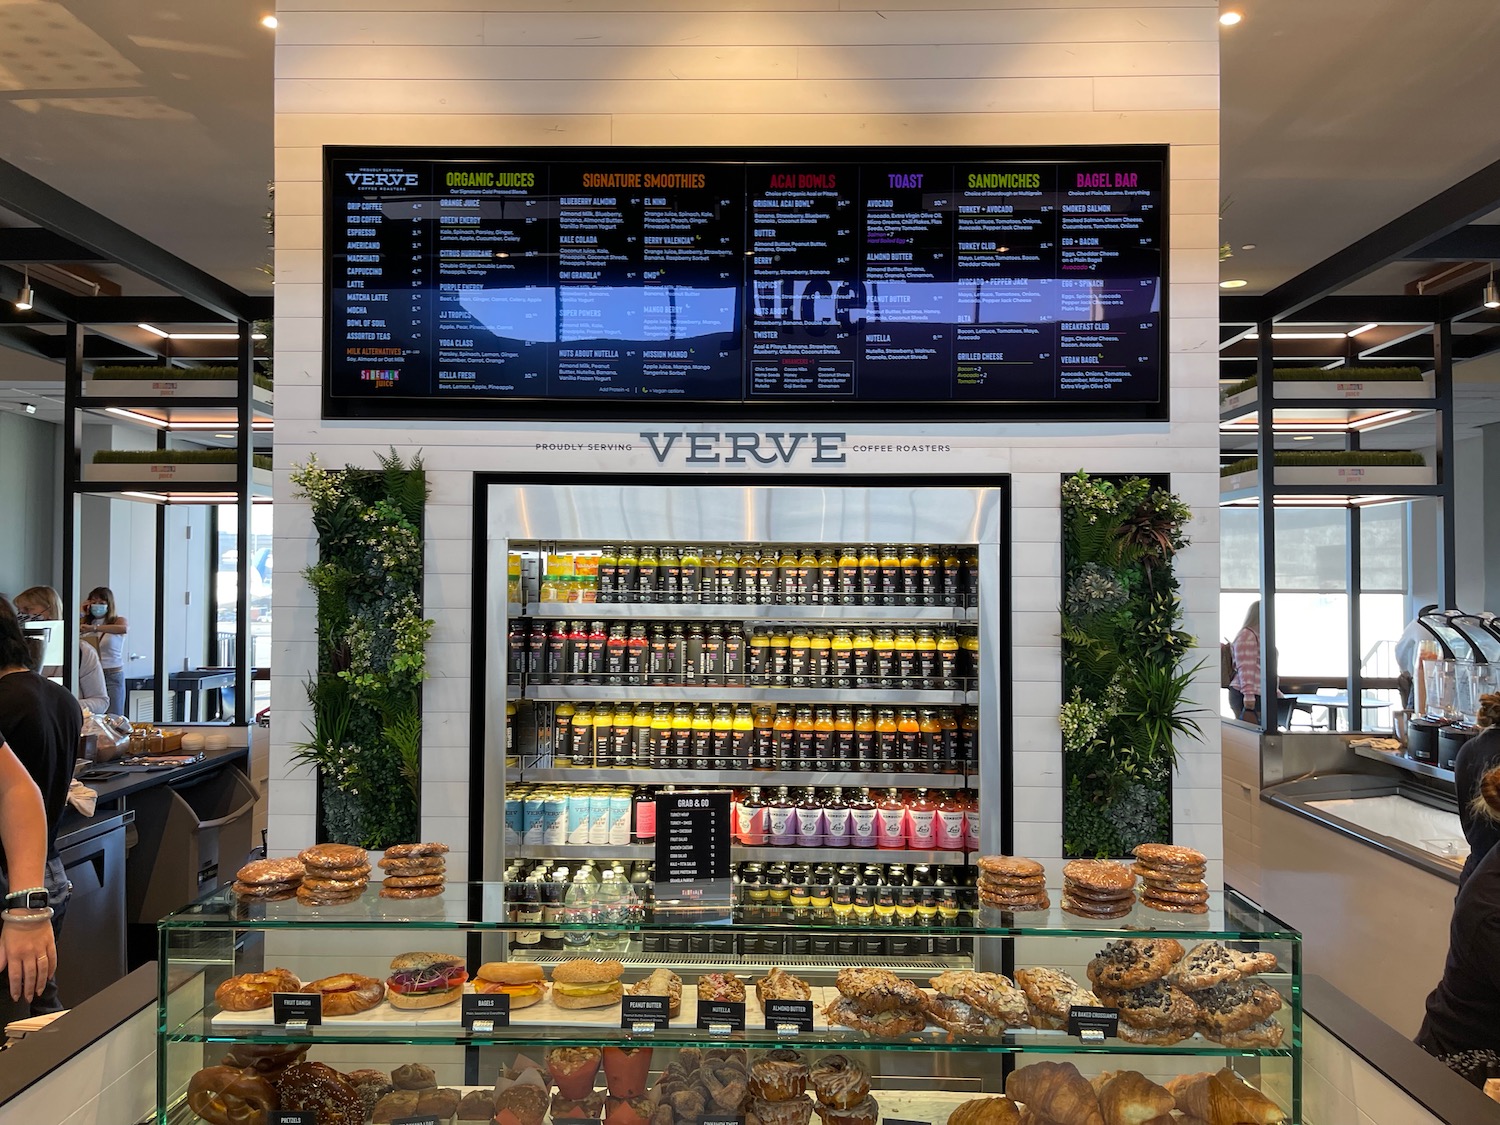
(1485, 266, 1500, 310)
(14, 267, 33, 311)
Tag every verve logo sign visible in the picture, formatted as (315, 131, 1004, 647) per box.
(639, 431, 847, 466)
(344, 172, 418, 189)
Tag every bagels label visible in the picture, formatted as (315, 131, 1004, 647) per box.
(272, 992, 321, 1026)
(462, 992, 511, 1030)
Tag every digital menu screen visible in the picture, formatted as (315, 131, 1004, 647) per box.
(324, 146, 1168, 420)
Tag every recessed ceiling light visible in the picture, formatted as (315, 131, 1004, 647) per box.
(1219, 11, 1243, 26)
(1220, 279, 1249, 289)
(1347, 323, 1379, 337)
(261, 15, 278, 29)
(1292, 435, 1315, 441)
(1240, 243, 1257, 251)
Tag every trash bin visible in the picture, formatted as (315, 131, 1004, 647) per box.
(125, 769, 259, 925)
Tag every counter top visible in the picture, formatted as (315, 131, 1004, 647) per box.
(81, 744, 248, 805)
(54, 808, 132, 853)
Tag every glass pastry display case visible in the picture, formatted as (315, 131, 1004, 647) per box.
(157, 884, 1302, 1123)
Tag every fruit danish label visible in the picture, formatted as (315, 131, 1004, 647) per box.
(1066, 1005, 1119, 1040)
(696, 999, 746, 1031)
(462, 992, 511, 1029)
(762, 999, 814, 1032)
(272, 992, 322, 1026)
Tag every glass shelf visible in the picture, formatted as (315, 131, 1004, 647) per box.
(521, 685, 976, 705)
(514, 767, 972, 788)
(514, 603, 980, 622)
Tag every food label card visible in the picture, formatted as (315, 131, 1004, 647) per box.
(272, 1114, 316, 1125)
(462, 992, 511, 1030)
(763, 999, 814, 1032)
(696, 1000, 746, 1031)
(272, 992, 322, 1026)
(392, 1117, 442, 1125)
(1066, 1005, 1120, 1040)
(621, 994, 671, 1029)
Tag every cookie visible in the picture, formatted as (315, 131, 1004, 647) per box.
(296, 884, 363, 906)
(381, 873, 446, 889)
(1063, 883, 1136, 904)
(233, 880, 299, 900)
(1060, 894, 1132, 919)
(1141, 898, 1209, 914)
(1132, 843, 1206, 868)
(1062, 860, 1136, 893)
(235, 857, 306, 886)
(1096, 979, 1198, 1030)
(976, 856, 1044, 879)
(380, 885, 444, 900)
(301, 876, 370, 894)
(978, 881, 1050, 900)
(1086, 938, 1185, 990)
(1136, 871, 1209, 892)
(299, 843, 369, 870)
(978, 895, 1050, 912)
(978, 872, 1046, 889)
(378, 855, 446, 875)
(1141, 886, 1210, 905)
(383, 842, 450, 859)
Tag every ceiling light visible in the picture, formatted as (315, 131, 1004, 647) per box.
(1219, 11, 1243, 25)
(137, 322, 170, 339)
(1240, 243, 1257, 251)
(1485, 266, 1500, 309)
(1243, 332, 1350, 340)
(137, 322, 267, 341)
(14, 267, 33, 312)
(23, 404, 36, 415)
(1220, 279, 1249, 289)
(261, 15, 278, 29)
(1292, 435, 1314, 441)
(1346, 323, 1379, 337)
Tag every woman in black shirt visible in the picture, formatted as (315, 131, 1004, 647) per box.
(1453, 693, 1500, 888)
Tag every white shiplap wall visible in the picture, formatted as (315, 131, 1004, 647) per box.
(271, 0, 1222, 882)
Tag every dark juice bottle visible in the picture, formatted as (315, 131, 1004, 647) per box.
(716, 546, 742, 604)
(605, 623, 628, 684)
(568, 620, 589, 683)
(854, 707, 877, 771)
(596, 545, 617, 603)
(773, 704, 796, 770)
(658, 545, 681, 604)
(838, 546, 861, 606)
(875, 708, 900, 773)
(833, 706, 856, 771)
(528, 622, 548, 683)
(816, 549, 839, 605)
(813, 706, 836, 768)
(724, 624, 746, 686)
(615, 544, 638, 603)
(625, 624, 649, 682)
(752, 705, 776, 770)
(702, 623, 725, 685)
(680, 545, 703, 604)
(586, 620, 607, 683)
(636, 545, 659, 603)
(792, 705, 815, 770)
(898, 708, 922, 772)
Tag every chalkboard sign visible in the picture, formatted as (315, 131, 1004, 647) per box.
(272, 992, 321, 1026)
(463, 992, 511, 1030)
(763, 999, 815, 1033)
(654, 789, 732, 918)
(697, 1000, 746, 1032)
(621, 994, 671, 1030)
(323, 145, 1169, 422)
(1066, 1005, 1120, 1040)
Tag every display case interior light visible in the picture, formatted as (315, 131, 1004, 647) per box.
(1221, 493, 1410, 509)
(137, 323, 267, 341)
(1219, 408, 1417, 435)
(103, 406, 272, 431)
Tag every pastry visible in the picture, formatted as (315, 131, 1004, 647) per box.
(1095, 1070, 1174, 1125)
(976, 855, 1044, 879)
(921, 994, 1007, 1038)
(475, 961, 548, 1008)
(217, 1042, 308, 1080)
(551, 1091, 608, 1119)
(495, 1082, 551, 1125)
(603, 1046, 654, 1098)
(1063, 859, 1136, 893)
(756, 967, 812, 1003)
(1132, 842, 1207, 870)
(392, 1062, 438, 1090)
(946, 1096, 1023, 1125)
(699, 972, 747, 1003)
(380, 883, 443, 899)
(1210, 1016, 1285, 1048)
(1169, 1068, 1285, 1124)
(214, 968, 301, 1012)
(371, 1090, 419, 1123)
(553, 958, 625, 1009)
(298, 842, 368, 870)
(749, 1094, 815, 1125)
(458, 1089, 498, 1120)
(822, 995, 927, 1036)
(548, 1046, 604, 1099)
(1086, 939, 1185, 990)
(833, 967, 924, 1012)
(1168, 942, 1279, 992)
(1005, 1062, 1103, 1125)
(1096, 979, 1198, 1031)
(380, 872, 446, 888)
(295, 883, 363, 906)
(186, 1065, 279, 1125)
(1190, 980, 1283, 1034)
(1115, 1023, 1191, 1046)
(345, 1069, 394, 1120)
(234, 857, 305, 886)
(299, 973, 385, 1016)
(628, 968, 682, 1016)
(929, 970, 1031, 1026)
(605, 1095, 656, 1125)
(1014, 968, 1099, 1027)
(813, 1093, 878, 1125)
(750, 1048, 810, 1101)
(231, 880, 298, 901)
(383, 840, 450, 858)
(278, 1062, 364, 1125)
(808, 1055, 869, 1110)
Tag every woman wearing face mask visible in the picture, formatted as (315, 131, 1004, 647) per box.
(80, 587, 127, 717)
(12, 587, 108, 716)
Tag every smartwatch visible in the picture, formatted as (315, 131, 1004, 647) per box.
(5, 890, 48, 911)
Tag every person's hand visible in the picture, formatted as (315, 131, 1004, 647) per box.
(0, 916, 57, 1002)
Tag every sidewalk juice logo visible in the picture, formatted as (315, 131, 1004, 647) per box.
(359, 369, 401, 389)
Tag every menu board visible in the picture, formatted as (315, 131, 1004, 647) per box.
(324, 146, 1167, 420)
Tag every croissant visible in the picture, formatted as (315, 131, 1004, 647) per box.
(1206, 1069, 1284, 1125)
(947, 1096, 1024, 1125)
(1163, 1074, 1211, 1117)
(1005, 1062, 1104, 1125)
(1095, 1072, 1174, 1125)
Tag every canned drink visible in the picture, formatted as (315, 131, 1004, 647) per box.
(566, 790, 592, 845)
(588, 791, 612, 845)
(608, 791, 631, 846)
(523, 793, 548, 847)
(542, 791, 567, 845)
(504, 792, 524, 848)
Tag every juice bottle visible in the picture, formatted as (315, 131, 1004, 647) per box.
(605, 623, 628, 685)
(769, 629, 791, 687)
(666, 624, 686, 682)
(680, 545, 703, 604)
(670, 703, 694, 770)
(809, 630, 832, 686)
(897, 708, 922, 772)
(689, 703, 714, 770)
(731, 704, 755, 769)
(853, 886, 875, 926)
(567, 620, 589, 683)
(631, 703, 653, 768)
(824, 787, 852, 848)
(918, 544, 940, 605)
(657, 545, 681, 604)
(527, 622, 548, 684)
(937, 629, 960, 690)
(964, 789, 981, 851)
(960, 631, 980, 686)
(752, 704, 776, 770)
(737, 786, 766, 845)
(636, 545, 659, 603)
(941, 546, 961, 605)
(747, 627, 770, 686)
(937, 708, 960, 774)
(589, 705, 613, 768)
(854, 707, 877, 771)
(505, 699, 519, 767)
(682, 623, 704, 684)
(858, 544, 882, 605)
(935, 790, 966, 851)
(817, 549, 839, 605)
(852, 626, 876, 689)
(908, 788, 937, 849)
(799, 546, 820, 604)
(896, 886, 919, 927)
(873, 629, 897, 688)
(917, 887, 938, 930)
(715, 545, 742, 604)
(874, 886, 897, 927)
(607, 705, 634, 768)
(773, 704, 796, 770)
(899, 545, 921, 605)
(698, 547, 719, 603)
(878, 545, 902, 605)
(585, 620, 607, 683)
(918, 708, 942, 771)
(895, 628, 919, 686)
(831, 629, 854, 688)
(849, 787, 878, 847)
(833, 707, 855, 771)
(813, 706, 836, 768)
(961, 548, 980, 605)
(648, 703, 673, 767)
(633, 787, 657, 843)
(788, 628, 812, 687)
(626, 624, 649, 682)
(833, 884, 854, 925)
(796, 788, 824, 847)
(792, 705, 815, 770)
(767, 786, 797, 847)
(739, 549, 763, 604)
(838, 545, 862, 605)
(553, 703, 577, 767)
(597, 544, 617, 603)
(810, 878, 834, 923)
(877, 788, 907, 849)
(568, 705, 594, 767)
(701, 623, 724, 685)
(959, 707, 978, 771)
(915, 628, 938, 689)
(875, 708, 900, 773)
(507, 620, 525, 680)
(723, 624, 746, 685)
(615, 544, 638, 603)
(710, 704, 734, 767)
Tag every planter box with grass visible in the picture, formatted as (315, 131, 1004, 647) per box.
(1220, 366, 1431, 414)
(1221, 451, 1433, 494)
(85, 365, 273, 406)
(85, 450, 272, 486)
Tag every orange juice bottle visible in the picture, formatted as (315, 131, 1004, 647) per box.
(875, 708, 900, 772)
(897, 708, 921, 772)
(813, 706, 836, 768)
(854, 707, 877, 771)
